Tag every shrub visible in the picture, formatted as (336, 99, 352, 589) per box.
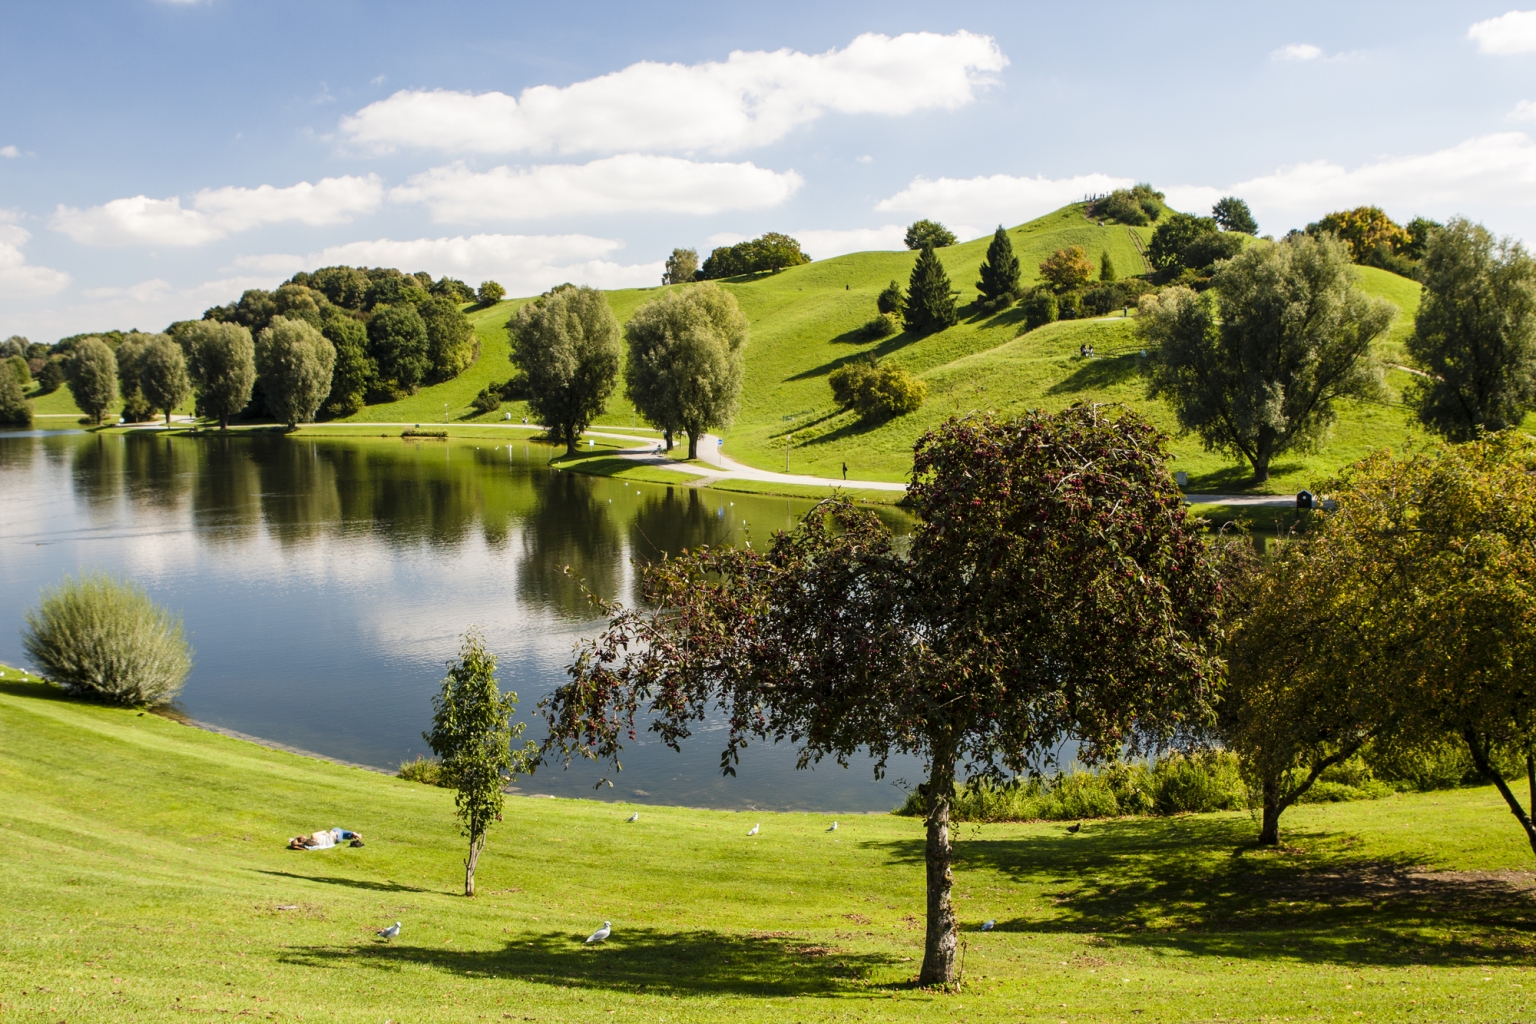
(471, 386, 503, 414)
(1019, 289, 1058, 331)
(398, 755, 447, 786)
(1057, 291, 1083, 320)
(1147, 750, 1245, 814)
(1089, 184, 1165, 226)
(38, 356, 66, 392)
(876, 280, 904, 316)
(863, 312, 899, 339)
(476, 281, 506, 306)
(829, 360, 926, 419)
(22, 573, 192, 705)
(1039, 246, 1095, 292)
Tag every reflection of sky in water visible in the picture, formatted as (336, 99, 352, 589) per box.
(0, 431, 923, 811)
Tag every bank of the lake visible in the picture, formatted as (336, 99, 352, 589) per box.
(4, 670, 1536, 1023)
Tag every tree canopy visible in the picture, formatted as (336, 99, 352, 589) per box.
(1140, 233, 1392, 482)
(1038, 246, 1095, 292)
(183, 321, 255, 430)
(138, 335, 192, 426)
(623, 282, 749, 459)
(697, 233, 811, 279)
(66, 337, 118, 425)
(255, 317, 336, 429)
(1088, 184, 1165, 226)
(509, 284, 622, 455)
(1212, 197, 1259, 235)
(904, 219, 958, 250)
(540, 406, 1226, 985)
(663, 248, 699, 285)
(1406, 218, 1536, 440)
(976, 226, 1021, 305)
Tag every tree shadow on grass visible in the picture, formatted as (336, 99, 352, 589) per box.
(787, 332, 924, 383)
(870, 815, 1536, 968)
(1045, 353, 1144, 395)
(280, 927, 898, 997)
(256, 869, 436, 894)
(1183, 462, 1304, 494)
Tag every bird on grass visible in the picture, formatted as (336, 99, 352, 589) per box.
(981, 919, 995, 931)
(585, 921, 611, 944)
(1066, 823, 1082, 834)
(747, 823, 760, 836)
(377, 921, 401, 940)
(626, 812, 639, 822)
(827, 822, 838, 832)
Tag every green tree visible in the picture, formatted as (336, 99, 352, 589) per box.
(22, 572, 192, 706)
(1140, 233, 1392, 482)
(368, 303, 431, 395)
(829, 361, 927, 419)
(116, 332, 167, 423)
(430, 276, 477, 304)
(541, 406, 1226, 985)
(1147, 213, 1220, 271)
(1307, 206, 1410, 264)
(139, 335, 192, 426)
(904, 219, 957, 250)
(624, 282, 749, 459)
(1038, 246, 1095, 292)
(510, 284, 621, 455)
(1100, 250, 1117, 283)
(663, 248, 698, 285)
(903, 246, 959, 334)
(476, 281, 506, 306)
(420, 295, 477, 382)
(748, 232, 811, 272)
(0, 357, 32, 426)
(256, 317, 336, 429)
(184, 321, 256, 430)
(66, 337, 118, 425)
(876, 280, 904, 316)
(1406, 218, 1536, 440)
(1212, 196, 1259, 235)
(425, 629, 533, 897)
(976, 226, 1020, 305)
(319, 313, 373, 418)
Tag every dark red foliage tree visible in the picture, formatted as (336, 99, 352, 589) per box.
(539, 405, 1228, 986)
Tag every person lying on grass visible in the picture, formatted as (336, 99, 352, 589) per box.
(287, 828, 363, 850)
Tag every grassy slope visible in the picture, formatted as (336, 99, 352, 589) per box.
(6, 671, 1536, 1023)
(340, 209, 1432, 493)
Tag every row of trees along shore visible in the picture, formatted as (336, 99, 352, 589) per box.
(0, 266, 500, 429)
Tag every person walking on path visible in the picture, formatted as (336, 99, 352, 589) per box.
(842, 461, 848, 481)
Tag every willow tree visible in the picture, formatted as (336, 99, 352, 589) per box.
(183, 321, 255, 429)
(509, 284, 620, 456)
(541, 405, 1226, 985)
(255, 317, 335, 429)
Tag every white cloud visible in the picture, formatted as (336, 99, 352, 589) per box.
(1469, 10, 1536, 54)
(340, 30, 1007, 155)
(1163, 132, 1536, 237)
(227, 253, 308, 275)
(875, 172, 1133, 230)
(0, 146, 18, 158)
(1511, 99, 1536, 121)
(51, 175, 384, 246)
(391, 155, 802, 222)
(298, 232, 662, 293)
(1272, 43, 1323, 62)
(791, 225, 906, 258)
(0, 214, 70, 297)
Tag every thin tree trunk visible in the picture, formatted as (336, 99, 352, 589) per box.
(164, 409, 172, 427)
(1258, 773, 1282, 845)
(1466, 729, 1536, 857)
(687, 429, 699, 461)
(220, 413, 228, 431)
(663, 429, 672, 451)
(918, 753, 959, 987)
(465, 832, 486, 897)
(565, 424, 577, 458)
(1253, 740, 1365, 846)
(1526, 752, 1534, 820)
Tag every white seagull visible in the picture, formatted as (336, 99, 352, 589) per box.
(981, 919, 995, 931)
(626, 812, 639, 822)
(585, 921, 612, 944)
(827, 821, 838, 832)
(747, 823, 760, 836)
(377, 921, 401, 940)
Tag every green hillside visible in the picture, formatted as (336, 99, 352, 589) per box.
(349, 205, 1432, 493)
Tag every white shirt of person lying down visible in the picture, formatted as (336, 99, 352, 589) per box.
(306, 828, 338, 849)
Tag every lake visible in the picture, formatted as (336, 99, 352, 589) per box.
(0, 429, 925, 811)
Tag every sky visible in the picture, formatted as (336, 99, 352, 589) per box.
(4, 0, 1536, 342)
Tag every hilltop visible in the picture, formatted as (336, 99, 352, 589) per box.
(340, 203, 1425, 494)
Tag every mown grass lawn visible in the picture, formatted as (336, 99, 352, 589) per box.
(4, 669, 1536, 1022)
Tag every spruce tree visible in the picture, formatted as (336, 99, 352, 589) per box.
(976, 226, 1020, 305)
(903, 246, 959, 334)
(1101, 250, 1117, 282)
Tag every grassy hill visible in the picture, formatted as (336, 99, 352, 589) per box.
(6, 667, 1536, 1022)
(345, 206, 1437, 494)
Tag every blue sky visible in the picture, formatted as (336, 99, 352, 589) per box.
(3, 0, 1536, 341)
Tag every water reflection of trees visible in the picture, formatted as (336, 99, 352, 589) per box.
(627, 486, 738, 563)
(517, 471, 622, 617)
(191, 436, 264, 544)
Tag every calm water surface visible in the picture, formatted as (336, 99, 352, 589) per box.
(0, 430, 924, 811)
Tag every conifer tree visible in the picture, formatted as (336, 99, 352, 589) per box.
(976, 226, 1020, 305)
(1101, 250, 1117, 282)
(903, 246, 959, 334)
